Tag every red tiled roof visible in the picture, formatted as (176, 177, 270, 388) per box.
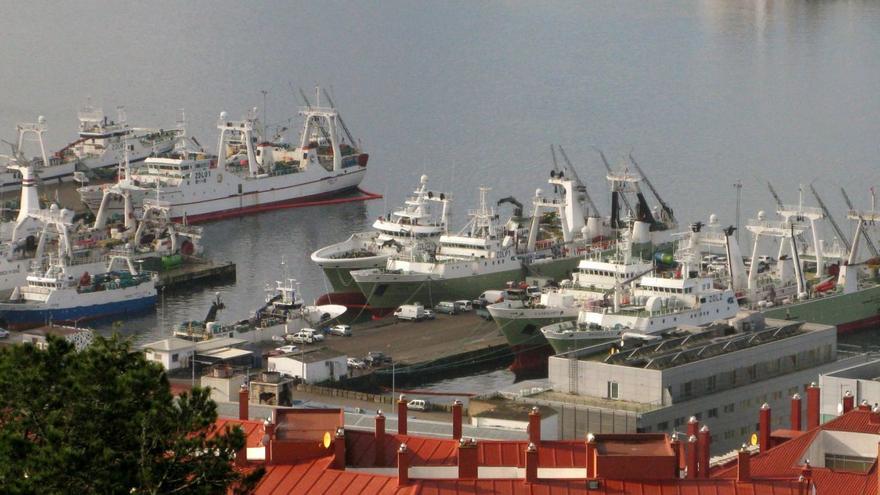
(214, 418, 266, 448)
(254, 457, 407, 495)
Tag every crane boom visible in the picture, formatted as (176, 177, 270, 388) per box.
(627, 153, 675, 224)
(557, 145, 600, 215)
(767, 182, 785, 209)
(321, 88, 356, 145)
(592, 146, 633, 216)
(841, 187, 880, 257)
(809, 184, 851, 252)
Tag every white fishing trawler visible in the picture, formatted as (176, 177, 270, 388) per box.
(0, 105, 176, 190)
(310, 174, 451, 293)
(79, 89, 371, 223)
(0, 250, 158, 330)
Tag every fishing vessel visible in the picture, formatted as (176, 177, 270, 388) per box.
(541, 229, 739, 355)
(0, 106, 176, 190)
(173, 277, 345, 344)
(310, 174, 450, 295)
(79, 89, 374, 223)
(0, 251, 157, 330)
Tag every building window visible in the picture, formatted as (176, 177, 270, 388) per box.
(657, 421, 669, 431)
(708, 408, 718, 418)
(825, 454, 874, 473)
(607, 381, 619, 399)
(707, 375, 717, 392)
(724, 403, 735, 413)
(172, 353, 179, 363)
(681, 381, 692, 397)
(674, 417, 685, 427)
(724, 430, 734, 440)
(694, 412, 702, 421)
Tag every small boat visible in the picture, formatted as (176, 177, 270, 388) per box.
(0, 251, 158, 330)
(173, 269, 346, 344)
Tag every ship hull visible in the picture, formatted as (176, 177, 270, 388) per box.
(489, 305, 579, 378)
(353, 256, 582, 314)
(0, 293, 157, 330)
(80, 166, 374, 223)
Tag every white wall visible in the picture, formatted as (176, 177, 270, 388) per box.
(269, 355, 348, 383)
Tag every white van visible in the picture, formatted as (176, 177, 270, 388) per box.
(478, 290, 509, 304)
(394, 304, 426, 321)
(454, 300, 473, 312)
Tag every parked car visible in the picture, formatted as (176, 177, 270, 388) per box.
(274, 344, 298, 353)
(365, 351, 391, 367)
(434, 301, 457, 315)
(347, 357, 366, 369)
(302, 328, 325, 342)
(287, 331, 316, 344)
(423, 309, 435, 320)
(454, 300, 473, 312)
(407, 399, 428, 411)
(329, 324, 352, 336)
(0, 328, 9, 339)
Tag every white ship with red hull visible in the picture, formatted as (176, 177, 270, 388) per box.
(79, 90, 375, 223)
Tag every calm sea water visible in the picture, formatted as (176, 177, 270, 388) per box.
(2, 1, 880, 357)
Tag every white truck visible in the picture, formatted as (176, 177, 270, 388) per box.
(478, 290, 509, 304)
(394, 304, 426, 321)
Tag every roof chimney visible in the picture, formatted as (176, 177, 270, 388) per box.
(859, 400, 871, 411)
(800, 459, 812, 483)
(586, 433, 597, 478)
(791, 394, 802, 431)
(263, 418, 275, 465)
(397, 443, 409, 486)
(525, 442, 538, 484)
(457, 437, 478, 479)
(528, 406, 541, 445)
(452, 400, 463, 440)
(842, 391, 855, 414)
(806, 383, 820, 429)
(697, 425, 711, 478)
(332, 427, 346, 470)
(686, 416, 700, 438)
(238, 384, 249, 421)
(397, 394, 408, 436)
(686, 435, 698, 479)
(736, 444, 750, 482)
(670, 438, 681, 478)
(759, 403, 771, 453)
(375, 411, 386, 467)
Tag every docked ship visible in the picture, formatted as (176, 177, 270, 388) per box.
(0, 106, 176, 190)
(541, 231, 739, 355)
(0, 251, 157, 330)
(174, 276, 345, 344)
(488, 230, 657, 378)
(310, 174, 450, 301)
(79, 90, 373, 223)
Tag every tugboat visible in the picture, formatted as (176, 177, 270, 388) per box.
(0, 250, 158, 330)
(79, 88, 375, 223)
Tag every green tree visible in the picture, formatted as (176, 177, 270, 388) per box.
(0, 335, 264, 494)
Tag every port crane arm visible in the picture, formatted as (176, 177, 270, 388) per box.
(558, 145, 600, 216)
(841, 187, 880, 257)
(628, 153, 675, 224)
(809, 184, 851, 253)
(497, 196, 524, 218)
(592, 146, 634, 216)
(321, 87, 357, 145)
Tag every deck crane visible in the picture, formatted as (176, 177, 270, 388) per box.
(841, 187, 879, 257)
(809, 184, 851, 253)
(557, 145, 600, 217)
(549, 145, 561, 194)
(767, 181, 785, 209)
(592, 146, 634, 218)
(627, 153, 676, 226)
(297, 87, 332, 143)
(321, 87, 357, 145)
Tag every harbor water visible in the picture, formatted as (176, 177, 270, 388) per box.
(2, 2, 880, 375)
